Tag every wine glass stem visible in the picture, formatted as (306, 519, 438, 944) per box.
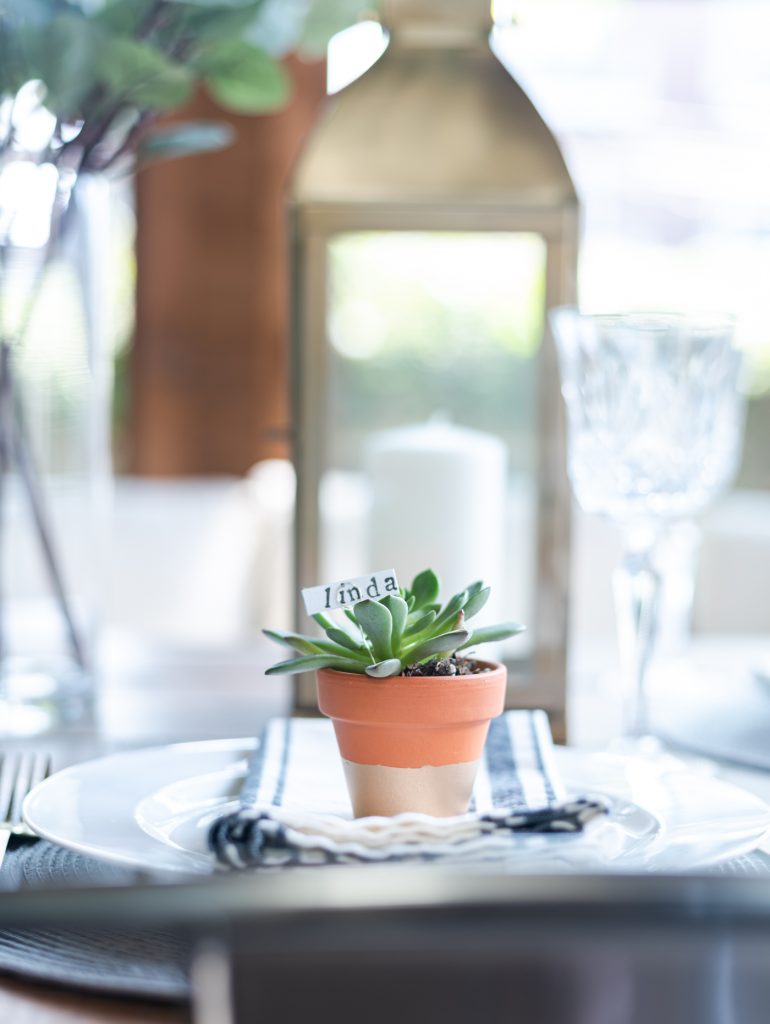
(613, 530, 664, 738)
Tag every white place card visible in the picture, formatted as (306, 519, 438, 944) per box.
(302, 569, 400, 615)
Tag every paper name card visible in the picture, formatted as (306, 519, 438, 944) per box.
(302, 569, 400, 615)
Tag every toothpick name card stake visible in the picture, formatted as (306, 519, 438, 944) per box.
(302, 569, 400, 616)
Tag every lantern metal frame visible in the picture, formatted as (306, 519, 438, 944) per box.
(288, 14, 578, 738)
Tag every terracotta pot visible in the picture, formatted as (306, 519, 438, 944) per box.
(316, 661, 506, 818)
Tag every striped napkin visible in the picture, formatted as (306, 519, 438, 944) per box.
(208, 711, 607, 868)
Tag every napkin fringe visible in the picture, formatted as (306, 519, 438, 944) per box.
(210, 798, 608, 868)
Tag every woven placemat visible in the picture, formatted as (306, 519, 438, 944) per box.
(0, 840, 189, 1001)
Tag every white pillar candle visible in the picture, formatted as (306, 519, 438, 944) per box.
(365, 419, 508, 625)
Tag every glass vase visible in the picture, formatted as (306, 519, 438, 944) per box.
(0, 167, 113, 735)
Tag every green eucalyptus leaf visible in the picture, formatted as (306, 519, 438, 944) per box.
(409, 569, 440, 609)
(138, 121, 234, 163)
(406, 629, 471, 665)
(24, 14, 102, 117)
(164, 0, 260, 7)
(457, 622, 526, 651)
(0, 36, 35, 101)
(265, 654, 364, 676)
(195, 39, 289, 113)
(353, 599, 393, 662)
(3, 0, 58, 26)
(299, 0, 371, 57)
(381, 595, 408, 649)
(365, 658, 402, 679)
(92, 0, 155, 34)
(173, 2, 265, 40)
(240, 0, 305, 58)
(98, 33, 195, 109)
(463, 586, 490, 620)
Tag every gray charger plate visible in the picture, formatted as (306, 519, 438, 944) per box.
(0, 840, 189, 1001)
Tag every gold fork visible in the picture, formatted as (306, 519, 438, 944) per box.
(0, 752, 52, 868)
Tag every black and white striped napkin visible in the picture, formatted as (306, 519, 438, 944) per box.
(209, 711, 607, 868)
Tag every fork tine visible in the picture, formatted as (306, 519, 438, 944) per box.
(30, 752, 51, 792)
(9, 753, 34, 829)
(17, 753, 51, 833)
(0, 754, 20, 825)
(0, 752, 54, 833)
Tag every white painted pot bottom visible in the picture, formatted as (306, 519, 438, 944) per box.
(342, 758, 480, 818)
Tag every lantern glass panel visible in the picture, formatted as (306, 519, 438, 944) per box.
(319, 229, 546, 655)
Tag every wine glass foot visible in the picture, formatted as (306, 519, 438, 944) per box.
(606, 733, 665, 760)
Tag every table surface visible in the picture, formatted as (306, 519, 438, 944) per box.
(2, 631, 769, 1023)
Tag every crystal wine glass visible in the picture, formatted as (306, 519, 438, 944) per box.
(549, 310, 745, 737)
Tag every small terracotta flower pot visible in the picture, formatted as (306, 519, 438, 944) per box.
(316, 661, 506, 818)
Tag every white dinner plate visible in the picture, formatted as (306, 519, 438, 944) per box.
(23, 740, 770, 875)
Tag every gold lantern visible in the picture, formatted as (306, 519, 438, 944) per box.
(289, 0, 578, 738)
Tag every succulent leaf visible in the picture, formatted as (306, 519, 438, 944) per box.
(365, 658, 402, 678)
(457, 622, 526, 650)
(406, 629, 471, 664)
(353, 599, 393, 661)
(463, 586, 490, 620)
(325, 627, 365, 653)
(381, 595, 408, 648)
(433, 590, 468, 632)
(265, 654, 366, 676)
(264, 628, 368, 663)
(265, 569, 526, 678)
(341, 609, 368, 641)
(403, 609, 436, 637)
(410, 569, 440, 609)
(262, 628, 321, 656)
(315, 643, 369, 662)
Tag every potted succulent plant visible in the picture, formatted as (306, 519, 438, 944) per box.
(265, 570, 524, 818)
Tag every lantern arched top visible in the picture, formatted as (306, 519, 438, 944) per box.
(291, 35, 577, 216)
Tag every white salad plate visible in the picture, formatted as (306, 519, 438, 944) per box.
(23, 739, 770, 876)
